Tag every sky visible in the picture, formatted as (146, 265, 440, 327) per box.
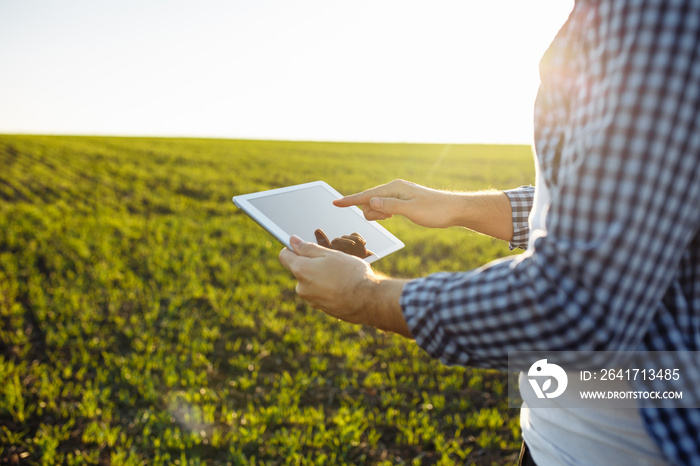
(0, 0, 574, 144)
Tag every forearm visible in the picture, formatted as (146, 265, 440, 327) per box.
(445, 190, 514, 243)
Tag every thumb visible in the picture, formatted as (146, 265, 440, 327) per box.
(370, 197, 409, 215)
(290, 235, 328, 258)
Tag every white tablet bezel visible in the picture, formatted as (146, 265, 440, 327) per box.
(232, 181, 404, 263)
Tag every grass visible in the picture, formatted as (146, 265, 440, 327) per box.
(0, 135, 534, 465)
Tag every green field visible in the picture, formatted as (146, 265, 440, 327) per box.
(0, 135, 535, 465)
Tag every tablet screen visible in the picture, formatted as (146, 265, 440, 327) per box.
(233, 181, 404, 262)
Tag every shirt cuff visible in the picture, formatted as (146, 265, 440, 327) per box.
(503, 186, 535, 250)
(399, 273, 473, 366)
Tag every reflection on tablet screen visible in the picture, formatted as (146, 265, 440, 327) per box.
(247, 185, 395, 253)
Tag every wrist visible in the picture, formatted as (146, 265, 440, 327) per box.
(358, 275, 412, 338)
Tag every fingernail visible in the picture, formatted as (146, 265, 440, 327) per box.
(290, 235, 302, 246)
(370, 198, 383, 209)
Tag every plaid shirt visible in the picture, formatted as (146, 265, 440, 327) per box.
(400, 1, 700, 464)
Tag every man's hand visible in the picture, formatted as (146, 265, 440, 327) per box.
(334, 179, 515, 242)
(332, 179, 461, 228)
(279, 236, 412, 337)
(279, 236, 376, 323)
(314, 229, 373, 259)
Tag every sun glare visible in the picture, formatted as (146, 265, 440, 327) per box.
(0, 0, 573, 144)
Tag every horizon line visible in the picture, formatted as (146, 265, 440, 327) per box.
(0, 131, 534, 147)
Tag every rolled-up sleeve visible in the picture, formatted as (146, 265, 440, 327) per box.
(503, 186, 534, 250)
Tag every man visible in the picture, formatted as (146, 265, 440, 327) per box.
(279, 1, 700, 464)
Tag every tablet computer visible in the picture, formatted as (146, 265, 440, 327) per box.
(232, 181, 404, 263)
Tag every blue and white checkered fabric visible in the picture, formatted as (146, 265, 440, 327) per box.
(400, 1, 700, 463)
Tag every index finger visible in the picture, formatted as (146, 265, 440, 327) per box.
(333, 184, 395, 208)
